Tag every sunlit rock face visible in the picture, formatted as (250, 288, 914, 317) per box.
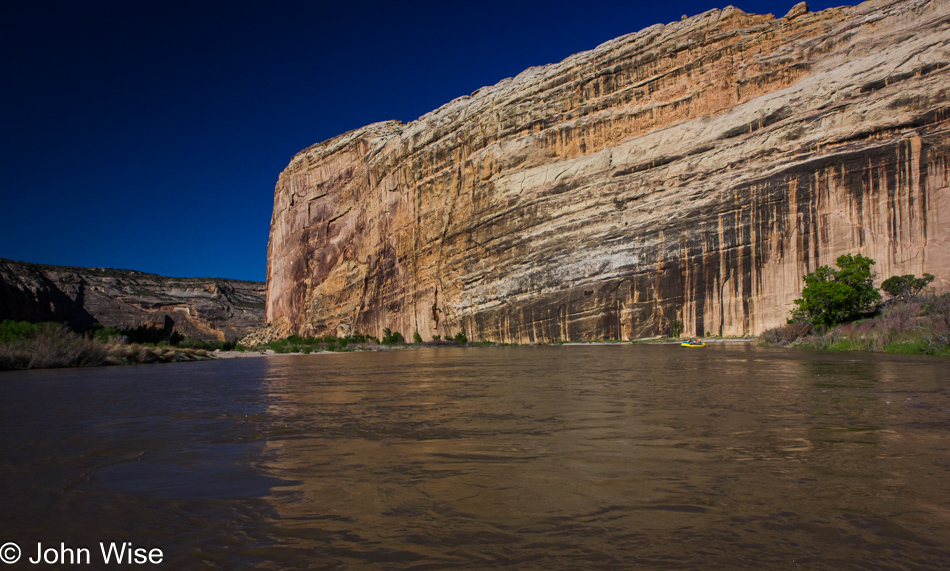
(267, 0, 950, 341)
(0, 259, 265, 342)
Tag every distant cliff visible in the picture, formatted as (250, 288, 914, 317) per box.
(266, 0, 950, 342)
(0, 259, 265, 342)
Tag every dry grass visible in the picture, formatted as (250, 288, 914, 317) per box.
(920, 290, 950, 353)
(0, 326, 110, 369)
(0, 323, 212, 371)
(761, 321, 812, 347)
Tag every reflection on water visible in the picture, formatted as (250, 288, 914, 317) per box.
(1, 344, 949, 568)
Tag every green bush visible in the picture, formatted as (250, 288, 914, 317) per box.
(381, 328, 405, 345)
(453, 331, 468, 344)
(791, 254, 881, 328)
(413, 331, 422, 343)
(0, 320, 54, 343)
(669, 320, 684, 338)
(86, 323, 123, 343)
(176, 339, 239, 351)
(432, 335, 441, 341)
(881, 273, 934, 303)
(121, 324, 184, 346)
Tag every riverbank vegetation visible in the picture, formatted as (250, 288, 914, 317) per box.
(254, 330, 475, 354)
(249, 329, 753, 353)
(0, 320, 219, 370)
(761, 255, 946, 356)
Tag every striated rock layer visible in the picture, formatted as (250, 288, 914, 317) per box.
(0, 259, 265, 342)
(267, 0, 950, 342)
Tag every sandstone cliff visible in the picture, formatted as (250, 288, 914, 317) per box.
(267, 0, 950, 342)
(0, 259, 265, 342)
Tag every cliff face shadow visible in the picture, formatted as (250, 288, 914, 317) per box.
(0, 263, 98, 330)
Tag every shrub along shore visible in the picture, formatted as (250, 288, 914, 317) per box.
(0, 322, 480, 370)
(0, 321, 224, 371)
(760, 292, 950, 357)
(760, 255, 948, 357)
(245, 331, 473, 355)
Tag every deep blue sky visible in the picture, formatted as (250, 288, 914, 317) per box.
(1, 0, 842, 281)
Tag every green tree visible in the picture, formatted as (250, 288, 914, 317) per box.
(835, 254, 881, 309)
(412, 330, 423, 343)
(381, 328, 404, 345)
(669, 320, 684, 338)
(881, 273, 934, 303)
(453, 331, 468, 344)
(791, 254, 881, 328)
(0, 320, 46, 343)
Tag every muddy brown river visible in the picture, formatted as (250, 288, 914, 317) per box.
(1, 344, 949, 569)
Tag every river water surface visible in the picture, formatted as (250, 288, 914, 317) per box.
(2, 344, 950, 569)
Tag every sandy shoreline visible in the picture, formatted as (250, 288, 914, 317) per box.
(562, 338, 756, 346)
(213, 338, 757, 358)
(213, 349, 335, 358)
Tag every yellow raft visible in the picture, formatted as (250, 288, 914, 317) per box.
(680, 341, 706, 347)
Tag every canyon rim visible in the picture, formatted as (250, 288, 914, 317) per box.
(265, 0, 950, 343)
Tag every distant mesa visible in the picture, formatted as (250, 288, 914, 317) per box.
(0, 259, 265, 342)
(264, 0, 949, 342)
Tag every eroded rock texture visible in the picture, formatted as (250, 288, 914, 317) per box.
(267, 0, 950, 341)
(0, 259, 265, 342)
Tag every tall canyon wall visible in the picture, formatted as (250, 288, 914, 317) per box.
(267, 0, 950, 342)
